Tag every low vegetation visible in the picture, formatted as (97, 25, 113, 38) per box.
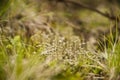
(0, 0, 120, 80)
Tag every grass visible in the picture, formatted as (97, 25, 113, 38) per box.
(0, 0, 120, 80)
(0, 0, 12, 17)
(0, 30, 120, 80)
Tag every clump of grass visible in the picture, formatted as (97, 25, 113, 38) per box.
(102, 28, 120, 80)
(107, 42, 120, 80)
(0, 0, 12, 17)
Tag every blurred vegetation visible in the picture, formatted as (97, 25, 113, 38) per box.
(0, 0, 120, 80)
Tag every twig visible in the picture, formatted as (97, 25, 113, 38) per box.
(57, 0, 119, 21)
